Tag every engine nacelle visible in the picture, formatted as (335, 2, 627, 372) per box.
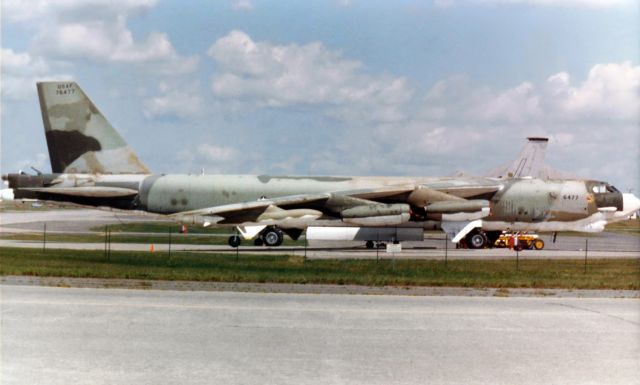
(174, 214, 224, 227)
(341, 203, 409, 218)
(343, 213, 410, 226)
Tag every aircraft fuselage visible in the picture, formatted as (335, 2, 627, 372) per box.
(8, 172, 629, 233)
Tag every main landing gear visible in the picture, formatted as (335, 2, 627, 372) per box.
(458, 229, 496, 249)
(365, 240, 397, 249)
(260, 226, 284, 247)
(227, 226, 285, 248)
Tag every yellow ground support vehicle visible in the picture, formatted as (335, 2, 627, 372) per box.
(494, 232, 545, 250)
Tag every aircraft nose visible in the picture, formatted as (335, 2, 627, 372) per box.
(622, 193, 640, 215)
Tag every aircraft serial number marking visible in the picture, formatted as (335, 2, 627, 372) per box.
(56, 83, 76, 95)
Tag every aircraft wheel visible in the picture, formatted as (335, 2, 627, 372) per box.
(253, 237, 264, 246)
(228, 235, 241, 248)
(365, 241, 374, 249)
(262, 227, 284, 247)
(467, 232, 487, 249)
(533, 239, 545, 250)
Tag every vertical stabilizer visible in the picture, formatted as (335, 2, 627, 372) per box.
(37, 81, 150, 174)
(488, 137, 548, 179)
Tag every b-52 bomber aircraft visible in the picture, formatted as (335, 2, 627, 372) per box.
(5, 82, 640, 248)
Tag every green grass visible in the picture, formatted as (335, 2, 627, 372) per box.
(1, 247, 638, 289)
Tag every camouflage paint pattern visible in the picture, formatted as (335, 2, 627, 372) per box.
(38, 82, 149, 174)
(5, 80, 638, 240)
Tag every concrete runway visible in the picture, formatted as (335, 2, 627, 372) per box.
(2, 285, 639, 385)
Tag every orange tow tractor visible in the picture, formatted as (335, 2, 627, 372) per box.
(494, 232, 545, 251)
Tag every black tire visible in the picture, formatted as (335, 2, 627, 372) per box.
(365, 241, 374, 249)
(533, 239, 545, 250)
(228, 235, 241, 248)
(262, 228, 284, 247)
(467, 232, 486, 249)
(253, 237, 264, 246)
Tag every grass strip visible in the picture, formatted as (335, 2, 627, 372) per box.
(1, 247, 638, 290)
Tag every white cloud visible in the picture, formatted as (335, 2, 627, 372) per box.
(197, 144, 236, 162)
(3, 0, 157, 22)
(437, 0, 631, 7)
(231, 0, 254, 11)
(367, 61, 640, 185)
(422, 62, 639, 125)
(142, 82, 204, 119)
(545, 62, 640, 121)
(4, 0, 196, 73)
(176, 143, 244, 174)
(1, 48, 71, 100)
(8, 152, 50, 174)
(207, 30, 413, 123)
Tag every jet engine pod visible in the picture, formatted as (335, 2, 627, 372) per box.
(175, 214, 224, 227)
(425, 199, 490, 213)
(341, 203, 410, 226)
(341, 203, 410, 218)
(407, 187, 464, 207)
(343, 213, 411, 226)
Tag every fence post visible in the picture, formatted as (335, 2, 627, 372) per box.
(235, 230, 239, 262)
(42, 223, 47, 253)
(168, 227, 172, 262)
(444, 233, 448, 268)
(104, 225, 108, 260)
(304, 236, 307, 261)
(584, 238, 588, 273)
(376, 232, 379, 263)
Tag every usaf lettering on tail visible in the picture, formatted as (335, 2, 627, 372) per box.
(5, 82, 640, 248)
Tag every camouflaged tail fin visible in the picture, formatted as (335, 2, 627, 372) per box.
(37, 81, 150, 174)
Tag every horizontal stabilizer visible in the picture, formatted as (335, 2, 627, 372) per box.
(22, 186, 138, 198)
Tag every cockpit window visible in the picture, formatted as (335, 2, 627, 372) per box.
(592, 183, 619, 194)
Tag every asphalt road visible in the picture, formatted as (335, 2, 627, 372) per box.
(2, 285, 639, 385)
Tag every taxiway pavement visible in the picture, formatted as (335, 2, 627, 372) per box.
(2, 285, 639, 385)
(1, 238, 639, 260)
(1, 208, 639, 259)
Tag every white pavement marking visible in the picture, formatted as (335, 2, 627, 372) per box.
(1, 285, 639, 385)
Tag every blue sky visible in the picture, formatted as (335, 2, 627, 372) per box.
(2, 0, 639, 192)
